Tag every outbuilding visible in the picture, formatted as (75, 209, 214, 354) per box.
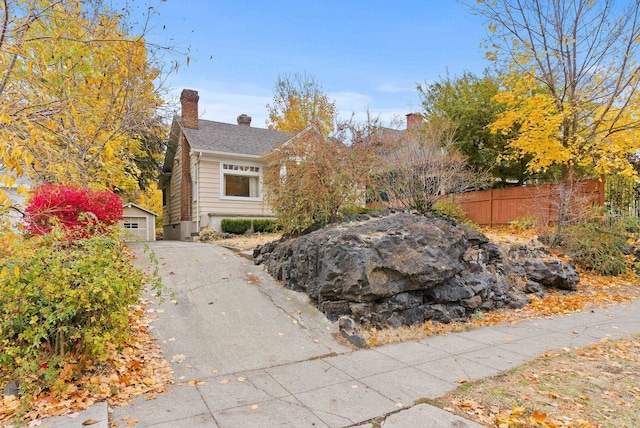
(121, 203, 158, 241)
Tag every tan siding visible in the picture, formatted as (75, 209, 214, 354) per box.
(122, 206, 156, 241)
(195, 157, 274, 219)
(166, 139, 183, 225)
(197, 160, 220, 214)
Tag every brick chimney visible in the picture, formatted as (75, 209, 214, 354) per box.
(237, 114, 252, 126)
(406, 112, 423, 131)
(180, 89, 199, 129)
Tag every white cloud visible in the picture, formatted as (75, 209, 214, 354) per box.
(329, 91, 372, 117)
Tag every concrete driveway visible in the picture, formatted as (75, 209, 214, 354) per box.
(129, 241, 348, 378)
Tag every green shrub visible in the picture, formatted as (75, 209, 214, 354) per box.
(559, 210, 640, 276)
(509, 215, 539, 231)
(0, 225, 151, 395)
(431, 199, 468, 222)
(252, 219, 279, 233)
(221, 219, 252, 234)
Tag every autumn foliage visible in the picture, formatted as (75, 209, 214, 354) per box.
(0, 0, 168, 209)
(0, 182, 166, 424)
(472, 0, 640, 180)
(263, 127, 374, 233)
(24, 183, 123, 237)
(266, 72, 337, 135)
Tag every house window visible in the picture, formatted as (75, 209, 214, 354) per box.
(162, 185, 168, 206)
(221, 163, 261, 200)
(123, 222, 140, 229)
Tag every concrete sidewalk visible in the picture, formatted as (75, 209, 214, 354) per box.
(40, 241, 640, 427)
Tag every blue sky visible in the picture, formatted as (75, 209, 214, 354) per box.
(144, 1, 490, 127)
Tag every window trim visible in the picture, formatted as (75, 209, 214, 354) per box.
(220, 162, 263, 201)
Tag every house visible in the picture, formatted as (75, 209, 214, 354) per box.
(121, 202, 158, 242)
(0, 165, 32, 226)
(160, 89, 292, 240)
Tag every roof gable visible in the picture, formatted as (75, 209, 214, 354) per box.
(123, 202, 158, 217)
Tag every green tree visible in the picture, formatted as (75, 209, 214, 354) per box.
(266, 72, 337, 135)
(418, 71, 537, 185)
(469, 0, 640, 182)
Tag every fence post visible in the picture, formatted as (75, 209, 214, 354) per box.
(490, 188, 494, 226)
(548, 183, 553, 224)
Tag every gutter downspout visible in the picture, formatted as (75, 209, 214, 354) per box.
(196, 152, 202, 233)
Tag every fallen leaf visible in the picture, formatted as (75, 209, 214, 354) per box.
(126, 419, 138, 427)
(171, 354, 187, 363)
(237, 377, 246, 382)
(532, 410, 547, 423)
(250, 405, 259, 410)
(82, 419, 99, 426)
(219, 379, 230, 385)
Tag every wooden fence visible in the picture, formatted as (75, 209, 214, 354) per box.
(451, 179, 604, 226)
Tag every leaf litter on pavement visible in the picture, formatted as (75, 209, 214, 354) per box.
(0, 297, 174, 426)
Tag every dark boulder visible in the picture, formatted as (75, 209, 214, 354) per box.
(254, 213, 578, 328)
(508, 243, 579, 291)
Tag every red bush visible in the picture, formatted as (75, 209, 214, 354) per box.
(24, 183, 123, 236)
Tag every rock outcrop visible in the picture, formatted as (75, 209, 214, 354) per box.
(254, 213, 579, 328)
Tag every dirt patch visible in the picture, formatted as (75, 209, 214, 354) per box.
(207, 233, 282, 251)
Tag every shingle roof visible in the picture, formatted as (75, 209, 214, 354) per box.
(178, 117, 292, 156)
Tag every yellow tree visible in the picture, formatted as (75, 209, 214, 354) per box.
(0, 0, 169, 207)
(266, 72, 337, 135)
(470, 0, 640, 181)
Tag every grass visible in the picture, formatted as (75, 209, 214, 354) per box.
(429, 335, 640, 427)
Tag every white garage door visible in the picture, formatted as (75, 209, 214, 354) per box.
(123, 216, 148, 241)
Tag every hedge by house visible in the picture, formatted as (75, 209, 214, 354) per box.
(221, 219, 280, 234)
